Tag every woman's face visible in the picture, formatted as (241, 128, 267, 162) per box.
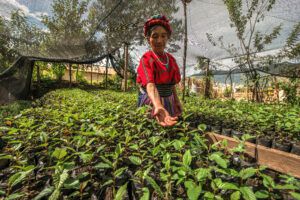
(148, 26, 169, 54)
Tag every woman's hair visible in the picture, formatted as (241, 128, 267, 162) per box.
(144, 15, 172, 38)
(146, 25, 168, 37)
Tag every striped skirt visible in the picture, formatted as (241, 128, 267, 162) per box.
(137, 91, 182, 118)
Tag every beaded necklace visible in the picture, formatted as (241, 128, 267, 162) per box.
(152, 51, 169, 69)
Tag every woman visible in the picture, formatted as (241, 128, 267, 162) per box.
(137, 15, 182, 127)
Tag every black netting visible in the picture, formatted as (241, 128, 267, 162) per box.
(0, 0, 299, 103)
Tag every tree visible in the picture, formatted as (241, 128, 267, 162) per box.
(207, 0, 282, 102)
(0, 10, 42, 71)
(195, 56, 212, 99)
(42, 0, 90, 85)
(0, 17, 16, 71)
(282, 22, 300, 59)
(89, 0, 183, 52)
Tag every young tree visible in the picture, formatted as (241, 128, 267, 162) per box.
(207, 0, 282, 102)
(42, 0, 90, 84)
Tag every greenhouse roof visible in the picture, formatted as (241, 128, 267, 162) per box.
(0, 0, 299, 75)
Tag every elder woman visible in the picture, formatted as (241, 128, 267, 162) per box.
(137, 15, 182, 127)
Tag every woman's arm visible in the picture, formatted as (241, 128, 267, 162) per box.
(146, 83, 163, 109)
(146, 83, 178, 126)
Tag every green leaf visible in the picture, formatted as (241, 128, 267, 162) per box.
(129, 156, 142, 165)
(144, 175, 163, 198)
(49, 169, 69, 200)
(94, 162, 111, 169)
(209, 153, 227, 168)
(150, 136, 160, 146)
(140, 187, 150, 200)
(196, 168, 210, 181)
(255, 190, 269, 199)
(96, 144, 106, 153)
(33, 187, 54, 200)
(184, 180, 202, 200)
(261, 174, 275, 188)
(173, 140, 185, 150)
(240, 186, 256, 200)
(100, 156, 113, 166)
(115, 182, 128, 200)
(52, 148, 67, 160)
(230, 191, 241, 200)
(64, 179, 80, 189)
(6, 193, 24, 200)
(204, 192, 215, 199)
(8, 168, 34, 187)
(129, 144, 139, 150)
(239, 167, 257, 180)
(274, 184, 298, 190)
(219, 182, 239, 190)
(114, 167, 128, 178)
(290, 192, 300, 200)
(198, 124, 207, 132)
(102, 179, 113, 187)
(79, 153, 93, 163)
(183, 150, 192, 167)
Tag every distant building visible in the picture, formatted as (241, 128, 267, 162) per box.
(62, 64, 116, 83)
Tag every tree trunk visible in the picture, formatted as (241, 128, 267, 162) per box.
(229, 73, 234, 99)
(251, 71, 262, 102)
(204, 60, 210, 99)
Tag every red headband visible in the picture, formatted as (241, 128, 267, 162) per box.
(143, 15, 172, 37)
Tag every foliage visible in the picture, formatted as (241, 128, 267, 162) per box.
(0, 17, 17, 71)
(207, 0, 282, 102)
(90, 0, 183, 52)
(279, 78, 300, 105)
(52, 63, 66, 82)
(185, 96, 300, 142)
(0, 89, 299, 199)
(41, 0, 92, 58)
(282, 22, 300, 59)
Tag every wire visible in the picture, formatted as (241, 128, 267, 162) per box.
(87, 0, 123, 42)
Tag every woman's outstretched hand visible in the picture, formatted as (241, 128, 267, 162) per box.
(153, 106, 178, 127)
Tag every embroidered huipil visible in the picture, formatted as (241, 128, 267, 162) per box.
(136, 51, 181, 88)
(136, 51, 182, 117)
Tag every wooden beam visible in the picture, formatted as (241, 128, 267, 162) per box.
(206, 132, 300, 179)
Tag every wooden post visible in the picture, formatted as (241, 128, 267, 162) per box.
(68, 63, 72, 87)
(105, 56, 109, 89)
(90, 64, 93, 85)
(182, 0, 188, 102)
(204, 60, 210, 99)
(124, 43, 129, 92)
(76, 64, 79, 83)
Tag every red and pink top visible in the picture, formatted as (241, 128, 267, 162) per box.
(136, 51, 181, 87)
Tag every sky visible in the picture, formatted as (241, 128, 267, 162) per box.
(0, 0, 299, 76)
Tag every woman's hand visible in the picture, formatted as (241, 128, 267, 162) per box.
(153, 106, 178, 127)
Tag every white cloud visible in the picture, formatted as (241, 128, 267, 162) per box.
(0, 0, 47, 21)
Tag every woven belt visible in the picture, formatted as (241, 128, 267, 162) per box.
(156, 84, 174, 97)
(140, 84, 174, 97)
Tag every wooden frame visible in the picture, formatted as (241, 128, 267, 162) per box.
(206, 132, 300, 179)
